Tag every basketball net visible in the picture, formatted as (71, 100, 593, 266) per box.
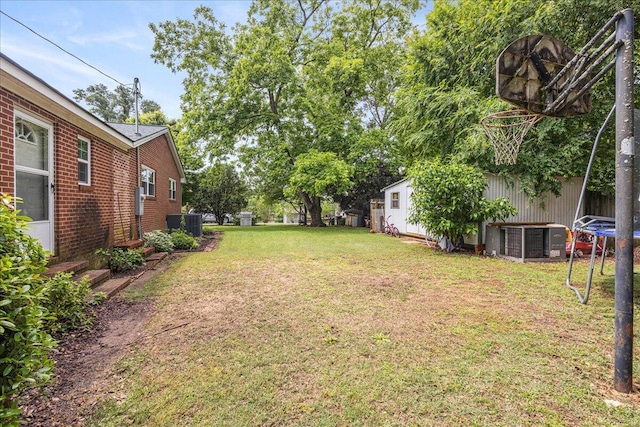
(480, 109, 543, 165)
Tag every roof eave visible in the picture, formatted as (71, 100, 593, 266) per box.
(0, 54, 132, 151)
(381, 177, 409, 192)
(132, 128, 187, 182)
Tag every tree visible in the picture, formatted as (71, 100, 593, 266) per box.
(333, 161, 401, 215)
(191, 164, 248, 225)
(125, 110, 172, 126)
(73, 84, 134, 122)
(73, 84, 162, 123)
(141, 99, 162, 113)
(284, 150, 353, 225)
(392, 0, 640, 199)
(408, 160, 516, 252)
(150, 0, 420, 226)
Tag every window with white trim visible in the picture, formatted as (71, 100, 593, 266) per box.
(391, 192, 400, 209)
(169, 178, 177, 200)
(78, 136, 90, 185)
(141, 165, 156, 197)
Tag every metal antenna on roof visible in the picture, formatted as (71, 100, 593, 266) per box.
(133, 77, 141, 136)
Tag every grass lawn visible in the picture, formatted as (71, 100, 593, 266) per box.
(89, 225, 639, 426)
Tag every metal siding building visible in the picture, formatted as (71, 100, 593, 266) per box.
(483, 174, 583, 227)
(382, 175, 584, 244)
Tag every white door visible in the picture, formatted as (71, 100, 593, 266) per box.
(14, 113, 54, 254)
(405, 185, 420, 235)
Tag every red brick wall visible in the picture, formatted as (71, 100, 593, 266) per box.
(138, 134, 182, 234)
(0, 89, 17, 193)
(0, 88, 137, 263)
(112, 149, 137, 243)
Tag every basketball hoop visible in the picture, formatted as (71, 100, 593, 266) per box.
(480, 109, 543, 165)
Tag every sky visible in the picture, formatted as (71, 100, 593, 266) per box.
(0, 1, 430, 121)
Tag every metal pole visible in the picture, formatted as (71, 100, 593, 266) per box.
(614, 8, 634, 394)
(635, 108, 640, 229)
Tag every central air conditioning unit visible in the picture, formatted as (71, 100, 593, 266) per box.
(485, 224, 567, 262)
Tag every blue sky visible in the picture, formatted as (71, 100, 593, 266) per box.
(1, 1, 430, 120)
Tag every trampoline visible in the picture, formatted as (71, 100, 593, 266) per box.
(566, 215, 640, 304)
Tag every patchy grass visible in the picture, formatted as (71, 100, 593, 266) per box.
(89, 225, 639, 426)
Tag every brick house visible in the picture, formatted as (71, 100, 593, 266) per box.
(0, 53, 186, 265)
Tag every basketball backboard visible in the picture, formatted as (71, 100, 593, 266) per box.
(496, 35, 591, 117)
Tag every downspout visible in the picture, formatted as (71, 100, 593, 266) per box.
(132, 77, 144, 240)
(137, 146, 142, 240)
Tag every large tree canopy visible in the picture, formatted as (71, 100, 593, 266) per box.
(392, 0, 640, 199)
(73, 84, 162, 123)
(150, 0, 420, 226)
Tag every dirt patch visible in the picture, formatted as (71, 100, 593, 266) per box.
(17, 232, 221, 426)
(19, 297, 152, 426)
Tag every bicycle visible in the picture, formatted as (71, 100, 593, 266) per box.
(383, 215, 400, 238)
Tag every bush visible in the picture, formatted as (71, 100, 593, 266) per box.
(408, 160, 516, 251)
(96, 248, 145, 273)
(170, 230, 198, 250)
(143, 230, 174, 252)
(0, 194, 55, 424)
(43, 273, 99, 333)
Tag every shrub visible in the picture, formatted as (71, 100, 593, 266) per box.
(170, 230, 198, 250)
(42, 273, 98, 333)
(96, 248, 145, 273)
(0, 194, 55, 424)
(143, 230, 174, 252)
(408, 160, 517, 251)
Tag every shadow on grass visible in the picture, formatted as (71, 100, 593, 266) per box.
(596, 275, 640, 299)
(204, 224, 371, 235)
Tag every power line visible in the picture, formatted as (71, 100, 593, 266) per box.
(0, 9, 130, 87)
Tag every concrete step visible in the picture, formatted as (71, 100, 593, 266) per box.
(140, 246, 155, 258)
(73, 269, 111, 288)
(45, 260, 89, 277)
(146, 252, 167, 262)
(114, 240, 143, 250)
(145, 252, 167, 269)
(92, 277, 132, 300)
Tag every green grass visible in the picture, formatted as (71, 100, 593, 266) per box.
(89, 225, 639, 426)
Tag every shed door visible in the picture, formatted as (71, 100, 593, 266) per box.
(14, 113, 54, 254)
(405, 185, 421, 235)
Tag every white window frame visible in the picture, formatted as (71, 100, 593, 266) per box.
(169, 178, 177, 200)
(13, 109, 55, 253)
(391, 192, 400, 209)
(78, 136, 91, 185)
(141, 165, 156, 197)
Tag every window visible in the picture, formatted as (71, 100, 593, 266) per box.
(169, 178, 177, 200)
(15, 118, 38, 145)
(141, 165, 156, 197)
(391, 192, 399, 209)
(78, 136, 90, 185)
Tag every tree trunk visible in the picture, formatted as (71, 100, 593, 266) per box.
(301, 193, 325, 227)
(214, 210, 226, 226)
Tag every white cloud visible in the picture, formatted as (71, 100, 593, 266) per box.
(1, 36, 130, 92)
(67, 29, 145, 50)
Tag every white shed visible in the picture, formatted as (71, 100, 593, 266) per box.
(382, 174, 584, 244)
(382, 178, 427, 238)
